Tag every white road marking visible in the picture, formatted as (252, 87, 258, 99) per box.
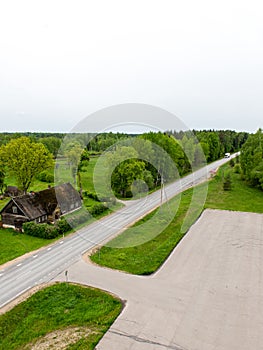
(16, 263, 22, 267)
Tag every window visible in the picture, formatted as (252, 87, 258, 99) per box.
(12, 206, 18, 214)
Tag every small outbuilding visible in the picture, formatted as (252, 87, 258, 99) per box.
(0, 183, 82, 229)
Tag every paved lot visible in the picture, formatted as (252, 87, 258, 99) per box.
(55, 209, 263, 350)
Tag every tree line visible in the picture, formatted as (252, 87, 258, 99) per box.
(0, 129, 249, 197)
(240, 129, 263, 190)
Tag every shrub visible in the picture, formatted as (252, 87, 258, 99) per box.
(223, 173, 232, 191)
(90, 203, 108, 215)
(23, 221, 60, 239)
(229, 158, 235, 167)
(233, 164, 241, 174)
(56, 217, 71, 234)
(37, 170, 54, 183)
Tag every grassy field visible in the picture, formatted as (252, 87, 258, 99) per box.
(0, 283, 122, 350)
(0, 228, 60, 266)
(0, 155, 123, 266)
(90, 163, 263, 275)
(0, 157, 99, 198)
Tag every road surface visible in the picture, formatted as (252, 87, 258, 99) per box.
(0, 155, 235, 309)
(54, 209, 263, 350)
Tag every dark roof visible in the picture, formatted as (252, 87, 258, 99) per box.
(0, 183, 81, 219)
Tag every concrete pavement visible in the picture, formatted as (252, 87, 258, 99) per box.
(55, 209, 263, 350)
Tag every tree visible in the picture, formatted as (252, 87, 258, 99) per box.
(0, 169, 6, 194)
(0, 137, 53, 193)
(39, 136, 61, 157)
(223, 172, 232, 191)
(106, 146, 146, 198)
(240, 129, 263, 189)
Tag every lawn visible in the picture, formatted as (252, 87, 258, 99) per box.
(1, 157, 99, 197)
(0, 155, 123, 266)
(0, 228, 59, 266)
(0, 283, 122, 350)
(90, 163, 263, 275)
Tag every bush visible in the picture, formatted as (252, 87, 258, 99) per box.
(223, 173, 232, 191)
(229, 158, 235, 167)
(233, 164, 241, 174)
(37, 170, 54, 183)
(23, 221, 60, 239)
(85, 192, 99, 201)
(56, 217, 71, 234)
(90, 203, 108, 215)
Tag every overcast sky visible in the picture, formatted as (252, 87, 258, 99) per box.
(0, 0, 262, 133)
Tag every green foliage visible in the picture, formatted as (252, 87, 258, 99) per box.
(240, 129, 263, 190)
(22, 217, 73, 239)
(229, 158, 235, 167)
(55, 216, 71, 233)
(233, 163, 241, 174)
(36, 170, 54, 183)
(223, 172, 232, 191)
(0, 169, 6, 194)
(106, 146, 146, 198)
(0, 283, 122, 350)
(0, 137, 53, 193)
(90, 203, 108, 215)
(23, 222, 60, 239)
(38, 136, 61, 157)
(91, 163, 263, 275)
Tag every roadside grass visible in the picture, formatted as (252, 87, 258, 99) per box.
(0, 228, 59, 266)
(0, 155, 124, 266)
(0, 283, 122, 350)
(205, 165, 263, 213)
(90, 163, 263, 275)
(0, 201, 122, 267)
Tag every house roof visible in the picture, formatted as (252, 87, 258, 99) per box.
(0, 183, 81, 220)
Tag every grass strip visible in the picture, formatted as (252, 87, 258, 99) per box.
(0, 283, 122, 350)
(90, 164, 263, 275)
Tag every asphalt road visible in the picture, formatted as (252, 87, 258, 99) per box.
(0, 155, 236, 309)
(54, 209, 263, 350)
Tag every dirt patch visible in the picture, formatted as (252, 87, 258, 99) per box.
(24, 326, 98, 350)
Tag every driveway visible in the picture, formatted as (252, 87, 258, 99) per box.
(54, 209, 263, 350)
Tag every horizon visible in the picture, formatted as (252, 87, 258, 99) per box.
(1, 1, 263, 134)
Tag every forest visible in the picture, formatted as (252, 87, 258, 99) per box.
(0, 129, 252, 200)
(240, 128, 263, 190)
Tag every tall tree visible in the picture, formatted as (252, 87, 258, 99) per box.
(0, 137, 53, 193)
(240, 129, 263, 189)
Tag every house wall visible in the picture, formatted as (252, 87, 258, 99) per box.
(3, 201, 24, 216)
(1, 213, 28, 228)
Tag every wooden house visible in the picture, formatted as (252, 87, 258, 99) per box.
(0, 183, 82, 229)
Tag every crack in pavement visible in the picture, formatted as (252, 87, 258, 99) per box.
(108, 329, 187, 350)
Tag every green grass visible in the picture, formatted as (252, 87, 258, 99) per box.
(0, 228, 59, 266)
(0, 283, 122, 350)
(90, 163, 263, 275)
(0, 156, 123, 266)
(205, 164, 263, 213)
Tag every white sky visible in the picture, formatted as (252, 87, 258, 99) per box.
(0, 0, 263, 133)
